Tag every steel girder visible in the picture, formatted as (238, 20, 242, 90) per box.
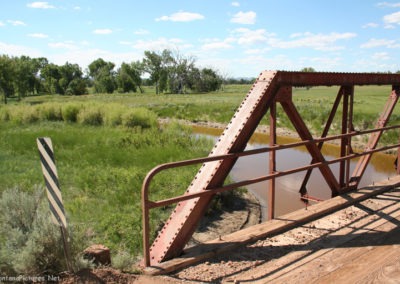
(145, 71, 400, 265)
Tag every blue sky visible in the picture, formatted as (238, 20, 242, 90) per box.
(1, 1, 400, 77)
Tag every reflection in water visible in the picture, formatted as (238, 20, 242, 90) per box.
(192, 125, 398, 220)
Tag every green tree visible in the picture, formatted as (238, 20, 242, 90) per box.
(142, 50, 172, 94)
(59, 62, 86, 95)
(168, 50, 196, 94)
(41, 63, 62, 94)
(300, 67, 316, 72)
(88, 58, 116, 94)
(189, 67, 222, 92)
(14, 56, 40, 99)
(0, 55, 15, 104)
(116, 63, 137, 93)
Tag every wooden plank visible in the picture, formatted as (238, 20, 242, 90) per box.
(315, 230, 400, 283)
(143, 176, 400, 275)
(258, 190, 400, 283)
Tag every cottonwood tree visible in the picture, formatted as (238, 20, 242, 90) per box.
(142, 50, 173, 94)
(116, 61, 144, 93)
(0, 55, 15, 104)
(88, 58, 116, 94)
(168, 50, 196, 94)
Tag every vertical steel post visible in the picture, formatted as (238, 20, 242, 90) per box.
(346, 89, 354, 187)
(268, 100, 276, 220)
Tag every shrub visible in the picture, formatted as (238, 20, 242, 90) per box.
(0, 186, 90, 275)
(0, 106, 10, 121)
(38, 103, 63, 121)
(103, 105, 123, 127)
(121, 108, 157, 129)
(77, 106, 103, 126)
(62, 104, 80, 123)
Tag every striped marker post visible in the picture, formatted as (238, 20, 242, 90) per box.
(37, 137, 72, 271)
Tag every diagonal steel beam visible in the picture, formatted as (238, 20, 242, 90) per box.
(349, 85, 400, 189)
(299, 86, 346, 197)
(279, 89, 340, 196)
(147, 71, 281, 265)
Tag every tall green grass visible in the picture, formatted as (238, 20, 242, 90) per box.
(0, 105, 213, 266)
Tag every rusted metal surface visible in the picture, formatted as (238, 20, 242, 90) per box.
(350, 85, 400, 188)
(142, 71, 400, 267)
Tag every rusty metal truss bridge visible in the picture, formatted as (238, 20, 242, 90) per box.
(141, 71, 400, 267)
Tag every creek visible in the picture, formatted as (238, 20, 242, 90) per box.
(192, 125, 398, 220)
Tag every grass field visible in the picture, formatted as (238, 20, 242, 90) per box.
(0, 83, 399, 269)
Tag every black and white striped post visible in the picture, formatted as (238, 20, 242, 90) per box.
(37, 137, 72, 271)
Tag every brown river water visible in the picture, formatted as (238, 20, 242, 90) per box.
(192, 125, 398, 220)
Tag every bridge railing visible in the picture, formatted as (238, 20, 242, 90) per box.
(141, 124, 400, 267)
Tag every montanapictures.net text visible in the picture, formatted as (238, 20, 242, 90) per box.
(0, 274, 60, 282)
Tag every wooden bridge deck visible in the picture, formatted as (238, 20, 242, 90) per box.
(144, 175, 400, 283)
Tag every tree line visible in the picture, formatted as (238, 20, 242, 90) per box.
(0, 49, 230, 104)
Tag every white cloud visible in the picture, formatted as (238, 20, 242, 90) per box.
(360, 38, 398, 48)
(232, 2, 240, 7)
(7, 20, 27, 26)
(134, 29, 149, 35)
(383, 11, 400, 26)
(230, 11, 256, 25)
(0, 41, 41, 57)
(377, 2, 400, 8)
(362, 22, 379, 28)
(73, 6, 81, 10)
(133, 38, 193, 51)
(27, 2, 55, 9)
(93, 29, 113, 35)
(244, 48, 270, 54)
(232, 28, 271, 45)
(201, 40, 233, 51)
(272, 32, 356, 51)
(371, 52, 390, 60)
(48, 42, 78, 50)
(119, 41, 133, 45)
(28, 33, 48, 38)
(0, 21, 4, 27)
(156, 11, 204, 22)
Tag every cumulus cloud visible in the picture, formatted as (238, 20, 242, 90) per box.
(383, 11, 400, 27)
(27, 2, 55, 9)
(377, 2, 400, 8)
(93, 29, 113, 35)
(272, 32, 357, 51)
(134, 29, 150, 35)
(201, 39, 233, 51)
(232, 2, 240, 7)
(360, 38, 398, 48)
(28, 33, 48, 38)
(133, 37, 193, 51)
(0, 41, 41, 57)
(232, 28, 270, 45)
(48, 42, 78, 50)
(362, 22, 379, 28)
(156, 11, 204, 22)
(230, 11, 256, 25)
(8, 20, 27, 26)
(371, 52, 390, 60)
